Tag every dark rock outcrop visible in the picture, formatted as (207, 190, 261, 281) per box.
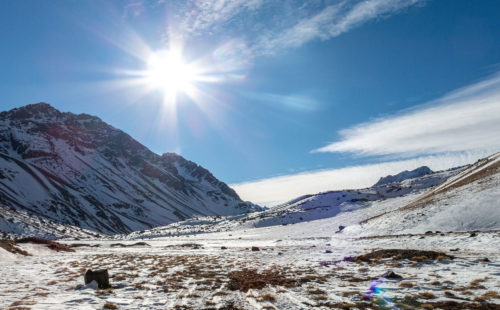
(84, 269, 111, 289)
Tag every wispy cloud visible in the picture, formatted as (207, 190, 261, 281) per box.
(313, 72, 500, 157)
(233, 73, 500, 206)
(172, 0, 424, 62)
(256, 0, 422, 55)
(180, 0, 265, 35)
(232, 150, 492, 206)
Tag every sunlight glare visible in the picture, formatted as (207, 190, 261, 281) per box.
(146, 50, 199, 100)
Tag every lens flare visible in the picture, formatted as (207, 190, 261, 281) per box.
(364, 277, 399, 309)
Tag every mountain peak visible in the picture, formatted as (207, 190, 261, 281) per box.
(1, 102, 61, 120)
(374, 166, 433, 186)
(23, 102, 55, 111)
(0, 103, 105, 124)
(0, 103, 259, 234)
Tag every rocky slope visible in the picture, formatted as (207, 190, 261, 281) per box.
(0, 103, 259, 235)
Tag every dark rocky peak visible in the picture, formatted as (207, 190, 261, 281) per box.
(1, 102, 61, 120)
(374, 166, 433, 187)
(1, 102, 103, 125)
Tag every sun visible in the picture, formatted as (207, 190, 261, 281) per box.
(145, 49, 199, 101)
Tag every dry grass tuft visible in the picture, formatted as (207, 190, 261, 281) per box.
(312, 295, 328, 301)
(96, 289, 114, 296)
(307, 288, 326, 295)
(467, 277, 488, 290)
(0, 240, 30, 256)
(227, 268, 297, 292)
(399, 281, 415, 288)
(258, 294, 276, 302)
(16, 237, 75, 252)
(341, 291, 361, 297)
(103, 302, 119, 309)
(477, 290, 500, 300)
(354, 249, 452, 263)
(213, 291, 229, 296)
(418, 292, 436, 299)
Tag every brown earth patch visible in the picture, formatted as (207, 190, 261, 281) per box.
(227, 269, 297, 292)
(354, 249, 453, 263)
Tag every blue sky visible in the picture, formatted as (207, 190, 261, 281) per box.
(1, 0, 500, 205)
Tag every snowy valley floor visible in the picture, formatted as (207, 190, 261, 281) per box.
(1, 222, 499, 309)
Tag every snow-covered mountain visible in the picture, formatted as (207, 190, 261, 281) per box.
(354, 151, 500, 235)
(238, 165, 463, 228)
(124, 164, 466, 238)
(0, 103, 259, 235)
(374, 166, 433, 186)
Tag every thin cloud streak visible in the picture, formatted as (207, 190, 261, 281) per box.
(175, 0, 424, 62)
(180, 0, 264, 35)
(313, 72, 500, 157)
(257, 0, 421, 55)
(231, 150, 493, 206)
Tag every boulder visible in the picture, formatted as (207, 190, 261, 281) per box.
(84, 269, 110, 289)
(382, 271, 402, 280)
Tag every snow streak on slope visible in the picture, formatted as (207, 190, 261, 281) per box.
(0, 103, 260, 235)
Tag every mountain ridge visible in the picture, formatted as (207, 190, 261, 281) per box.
(374, 166, 433, 186)
(0, 103, 259, 235)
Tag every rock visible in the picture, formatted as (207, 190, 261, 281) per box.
(110, 243, 126, 247)
(251, 246, 260, 251)
(419, 236, 425, 239)
(477, 257, 490, 262)
(450, 248, 460, 252)
(335, 226, 346, 233)
(84, 269, 111, 289)
(425, 231, 433, 235)
(69, 243, 91, 248)
(131, 242, 150, 247)
(221, 246, 227, 250)
(325, 250, 333, 254)
(469, 232, 477, 237)
(382, 271, 403, 280)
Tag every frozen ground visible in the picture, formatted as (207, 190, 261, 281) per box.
(1, 222, 499, 309)
(1, 154, 499, 309)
